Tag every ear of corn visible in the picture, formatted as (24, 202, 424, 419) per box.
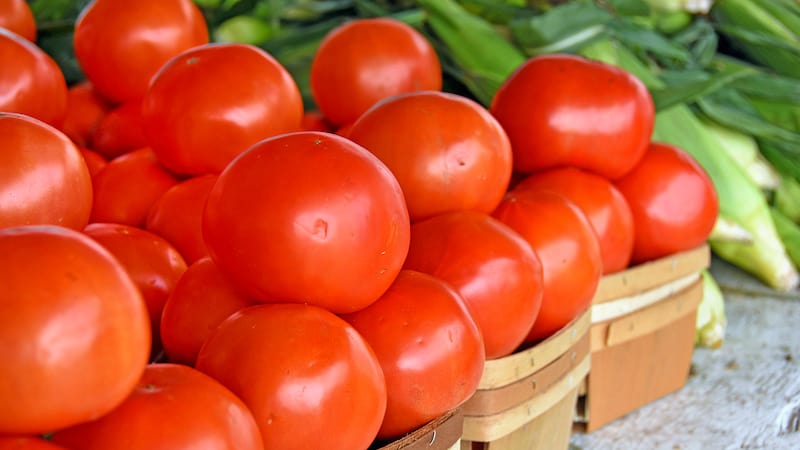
(696, 269, 727, 349)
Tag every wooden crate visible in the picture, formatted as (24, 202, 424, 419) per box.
(374, 407, 464, 450)
(574, 244, 711, 432)
(460, 308, 591, 449)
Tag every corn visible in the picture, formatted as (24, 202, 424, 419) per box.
(696, 270, 726, 349)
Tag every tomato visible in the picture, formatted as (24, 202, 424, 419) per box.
(0, 437, 68, 450)
(0, 112, 92, 230)
(59, 81, 111, 148)
(142, 43, 304, 176)
(202, 131, 410, 314)
(0, 0, 36, 42)
(300, 110, 334, 132)
(146, 174, 216, 264)
(91, 100, 148, 159)
(513, 167, 635, 274)
(51, 363, 263, 450)
(341, 270, 484, 439)
(78, 147, 108, 178)
(90, 147, 179, 227)
(84, 223, 187, 357)
(348, 91, 513, 222)
(0, 29, 67, 127)
(310, 17, 442, 127)
(493, 190, 602, 343)
(0, 225, 150, 434)
(402, 210, 543, 359)
(160, 257, 256, 365)
(195, 304, 386, 450)
(73, 0, 209, 103)
(490, 54, 654, 179)
(613, 142, 718, 263)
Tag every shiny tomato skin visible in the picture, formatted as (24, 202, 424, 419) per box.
(348, 91, 513, 222)
(83, 223, 187, 356)
(614, 142, 718, 263)
(195, 303, 386, 450)
(0, 437, 68, 450)
(513, 167, 635, 274)
(160, 257, 256, 366)
(142, 43, 304, 176)
(0, 225, 151, 434)
(341, 270, 484, 439)
(490, 54, 654, 179)
(146, 174, 216, 264)
(202, 131, 410, 314)
(0, 0, 36, 42)
(59, 81, 111, 148)
(0, 29, 67, 127)
(493, 190, 602, 343)
(310, 17, 442, 127)
(91, 100, 148, 159)
(89, 147, 179, 227)
(403, 210, 544, 359)
(0, 112, 92, 230)
(51, 363, 263, 450)
(73, 0, 209, 103)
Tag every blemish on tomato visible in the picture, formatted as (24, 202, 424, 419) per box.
(186, 57, 200, 65)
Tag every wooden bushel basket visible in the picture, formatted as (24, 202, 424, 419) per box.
(374, 407, 464, 450)
(574, 244, 711, 432)
(460, 308, 591, 449)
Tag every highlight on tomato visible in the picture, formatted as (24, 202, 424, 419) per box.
(348, 90, 513, 222)
(0, 112, 92, 230)
(142, 43, 304, 176)
(402, 210, 544, 359)
(0, 28, 67, 127)
(614, 141, 719, 264)
(341, 270, 485, 440)
(490, 54, 654, 179)
(195, 303, 387, 450)
(73, 0, 209, 103)
(202, 131, 410, 314)
(513, 167, 635, 274)
(51, 363, 264, 450)
(310, 17, 442, 127)
(493, 189, 602, 343)
(0, 225, 150, 434)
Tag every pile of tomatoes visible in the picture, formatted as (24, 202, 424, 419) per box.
(0, 0, 720, 449)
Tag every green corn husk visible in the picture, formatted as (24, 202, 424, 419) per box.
(709, 214, 753, 244)
(775, 173, 800, 224)
(418, 0, 527, 106)
(581, 38, 800, 291)
(696, 269, 727, 349)
(770, 207, 800, 271)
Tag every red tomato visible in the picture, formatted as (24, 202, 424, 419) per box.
(202, 131, 410, 314)
(73, 0, 209, 103)
(0, 29, 67, 127)
(51, 363, 263, 450)
(513, 167, 635, 274)
(160, 257, 256, 365)
(195, 304, 386, 450)
(300, 110, 334, 132)
(310, 17, 442, 127)
(142, 43, 304, 176)
(0, 0, 36, 42)
(490, 54, 654, 179)
(84, 223, 188, 357)
(348, 91, 513, 222)
(614, 142, 718, 263)
(402, 210, 544, 359)
(493, 190, 602, 342)
(0, 437, 68, 450)
(91, 100, 148, 159)
(341, 270, 484, 439)
(78, 147, 108, 178)
(146, 174, 216, 264)
(0, 225, 150, 434)
(59, 81, 111, 148)
(90, 147, 179, 227)
(0, 112, 92, 230)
